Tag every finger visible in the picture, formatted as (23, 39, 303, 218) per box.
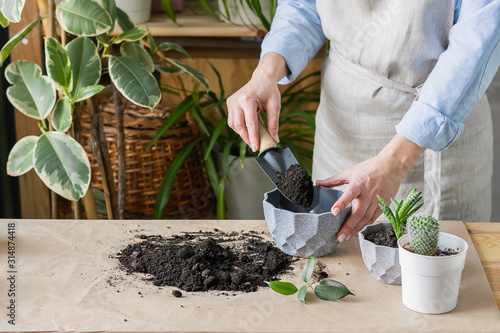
(337, 196, 369, 242)
(264, 98, 281, 143)
(230, 107, 251, 147)
(349, 204, 379, 238)
(330, 183, 359, 216)
(242, 103, 259, 152)
(316, 172, 348, 188)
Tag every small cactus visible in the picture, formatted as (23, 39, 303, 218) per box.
(408, 215, 440, 256)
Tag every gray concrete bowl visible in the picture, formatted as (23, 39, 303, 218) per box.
(263, 186, 351, 258)
(358, 222, 401, 285)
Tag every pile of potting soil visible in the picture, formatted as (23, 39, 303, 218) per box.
(116, 230, 297, 292)
(365, 228, 398, 248)
(276, 164, 314, 207)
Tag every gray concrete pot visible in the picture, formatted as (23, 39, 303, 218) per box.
(263, 186, 351, 258)
(358, 223, 401, 285)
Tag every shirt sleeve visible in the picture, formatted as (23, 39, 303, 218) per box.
(260, 0, 326, 84)
(395, 0, 500, 152)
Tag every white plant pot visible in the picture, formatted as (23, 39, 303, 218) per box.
(217, 0, 271, 26)
(116, 0, 152, 24)
(398, 232, 468, 314)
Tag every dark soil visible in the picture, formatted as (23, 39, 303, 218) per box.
(402, 244, 460, 256)
(116, 230, 297, 292)
(365, 228, 398, 248)
(276, 164, 314, 207)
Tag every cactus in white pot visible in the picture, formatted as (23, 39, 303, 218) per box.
(408, 215, 440, 256)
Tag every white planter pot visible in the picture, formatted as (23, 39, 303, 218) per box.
(116, 0, 152, 24)
(213, 153, 274, 219)
(398, 232, 468, 314)
(217, 0, 271, 26)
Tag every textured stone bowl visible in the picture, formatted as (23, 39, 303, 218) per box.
(358, 223, 401, 285)
(263, 186, 351, 258)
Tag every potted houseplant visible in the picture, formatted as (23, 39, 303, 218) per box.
(149, 67, 320, 219)
(358, 188, 423, 284)
(1, 0, 208, 219)
(398, 215, 468, 314)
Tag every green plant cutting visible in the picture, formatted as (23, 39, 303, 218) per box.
(265, 257, 354, 304)
(377, 188, 423, 239)
(408, 215, 440, 256)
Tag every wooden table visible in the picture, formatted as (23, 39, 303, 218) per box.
(465, 222, 500, 309)
(0, 220, 498, 332)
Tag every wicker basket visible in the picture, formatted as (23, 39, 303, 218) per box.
(72, 98, 215, 219)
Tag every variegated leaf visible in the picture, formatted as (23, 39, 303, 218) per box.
(56, 0, 112, 37)
(75, 85, 105, 102)
(5, 60, 56, 120)
(45, 37, 72, 93)
(120, 42, 154, 72)
(6, 135, 37, 176)
(108, 56, 160, 110)
(113, 27, 148, 44)
(162, 58, 209, 89)
(0, 0, 25, 23)
(33, 132, 90, 201)
(0, 18, 40, 66)
(66, 37, 101, 100)
(52, 97, 72, 132)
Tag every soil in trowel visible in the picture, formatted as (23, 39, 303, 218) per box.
(116, 230, 297, 292)
(277, 164, 314, 207)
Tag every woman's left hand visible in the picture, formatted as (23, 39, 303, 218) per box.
(316, 134, 426, 242)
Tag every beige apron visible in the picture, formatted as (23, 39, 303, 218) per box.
(312, 0, 493, 221)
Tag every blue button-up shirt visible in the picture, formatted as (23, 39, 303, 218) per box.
(261, 0, 500, 152)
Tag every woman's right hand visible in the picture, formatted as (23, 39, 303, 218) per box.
(226, 52, 289, 152)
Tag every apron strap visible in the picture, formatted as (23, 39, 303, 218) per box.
(330, 46, 422, 97)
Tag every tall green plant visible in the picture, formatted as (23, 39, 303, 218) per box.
(2, 0, 207, 206)
(377, 188, 423, 239)
(149, 66, 320, 219)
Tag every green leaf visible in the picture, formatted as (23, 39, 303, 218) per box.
(56, 0, 112, 37)
(147, 96, 194, 149)
(161, 0, 177, 23)
(116, 7, 135, 32)
(45, 37, 72, 93)
(120, 42, 154, 72)
(0, 0, 25, 23)
(51, 97, 72, 132)
(5, 60, 56, 120)
(301, 257, 315, 283)
(203, 118, 227, 160)
(6, 135, 37, 176)
(198, 0, 218, 19)
(162, 58, 209, 90)
(0, 18, 40, 66)
(314, 280, 354, 301)
(157, 42, 191, 59)
(0, 10, 9, 27)
(155, 65, 182, 75)
(154, 137, 205, 219)
(297, 285, 308, 304)
(101, 0, 117, 30)
(75, 85, 105, 102)
(265, 281, 298, 296)
(146, 31, 158, 55)
(66, 37, 101, 100)
(113, 27, 148, 44)
(33, 132, 91, 201)
(108, 56, 161, 110)
(92, 188, 108, 214)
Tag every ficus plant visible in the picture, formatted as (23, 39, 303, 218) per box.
(377, 188, 424, 239)
(1, 0, 207, 217)
(265, 257, 354, 304)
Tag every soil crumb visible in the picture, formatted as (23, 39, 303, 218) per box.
(277, 164, 314, 207)
(116, 230, 297, 292)
(365, 228, 398, 248)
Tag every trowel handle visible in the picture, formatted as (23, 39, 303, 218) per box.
(257, 116, 278, 153)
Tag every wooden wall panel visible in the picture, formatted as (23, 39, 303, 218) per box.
(8, 0, 50, 218)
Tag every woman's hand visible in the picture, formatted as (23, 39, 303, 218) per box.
(227, 53, 289, 152)
(316, 134, 426, 242)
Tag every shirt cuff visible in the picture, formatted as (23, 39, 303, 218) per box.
(395, 100, 464, 152)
